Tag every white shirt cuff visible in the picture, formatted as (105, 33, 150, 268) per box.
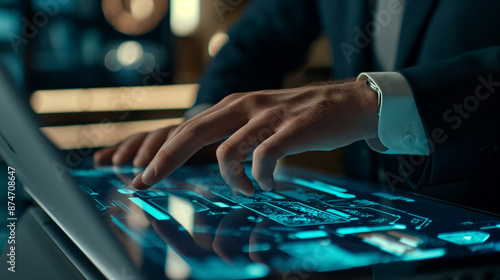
(357, 72, 430, 155)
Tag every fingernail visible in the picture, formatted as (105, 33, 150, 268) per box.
(111, 154, 121, 166)
(260, 179, 275, 192)
(234, 181, 255, 197)
(240, 187, 254, 197)
(132, 174, 141, 187)
(132, 172, 149, 189)
(142, 166, 156, 185)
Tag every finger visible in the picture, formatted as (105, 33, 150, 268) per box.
(111, 133, 148, 166)
(216, 116, 275, 195)
(165, 99, 242, 145)
(181, 93, 244, 123)
(93, 145, 119, 166)
(131, 171, 148, 189)
(133, 127, 172, 167)
(252, 129, 298, 191)
(135, 107, 247, 188)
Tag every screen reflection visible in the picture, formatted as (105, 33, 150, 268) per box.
(70, 164, 500, 279)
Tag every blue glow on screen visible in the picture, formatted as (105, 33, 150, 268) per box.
(336, 224, 407, 235)
(293, 230, 329, 239)
(292, 178, 356, 199)
(129, 197, 171, 220)
(70, 164, 500, 278)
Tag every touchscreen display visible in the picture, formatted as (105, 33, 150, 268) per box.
(71, 164, 500, 279)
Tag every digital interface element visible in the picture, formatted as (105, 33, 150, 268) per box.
(71, 164, 500, 279)
(437, 231, 490, 245)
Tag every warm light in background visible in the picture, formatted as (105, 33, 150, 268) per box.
(208, 32, 229, 57)
(130, 0, 156, 21)
(102, 0, 169, 36)
(34, 84, 199, 150)
(104, 41, 157, 74)
(117, 41, 144, 67)
(30, 84, 198, 113)
(41, 118, 183, 150)
(170, 0, 200, 37)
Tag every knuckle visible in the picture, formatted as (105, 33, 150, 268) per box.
(128, 132, 147, 141)
(170, 125, 183, 136)
(290, 115, 310, 128)
(182, 119, 204, 135)
(251, 166, 263, 182)
(154, 148, 171, 163)
(216, 142, 237, 162)
(253, 143, 274, 161)
(221, 92, 242, 104)
(260, 109, 279, 122)
(111, 153, 124, 165)
(245, 93, 268, 108)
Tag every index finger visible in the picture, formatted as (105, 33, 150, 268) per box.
(133, 107, 247, 189)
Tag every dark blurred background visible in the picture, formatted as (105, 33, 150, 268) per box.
(3, 0, 223, 91)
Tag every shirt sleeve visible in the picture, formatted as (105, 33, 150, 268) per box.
(357, 72, 430, 155)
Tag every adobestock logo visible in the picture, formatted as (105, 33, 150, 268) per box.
(8, 0, 70, 53)
(384, 73, 500, 188)
(339, 0, 404, 63)
(213, 0, 244, 21)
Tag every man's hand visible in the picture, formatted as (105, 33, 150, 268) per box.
(94, 125, 179, 167)
(126, 80, 378, 195)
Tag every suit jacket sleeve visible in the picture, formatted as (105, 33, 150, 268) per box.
(195, 0, 321, 106)
(395, 46, 500, 187)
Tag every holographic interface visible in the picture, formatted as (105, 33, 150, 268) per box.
(71, 164, 500, 279)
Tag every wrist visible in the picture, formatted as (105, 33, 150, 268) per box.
(352, 79, 379, 139)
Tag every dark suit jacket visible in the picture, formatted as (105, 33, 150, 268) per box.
(195, 0, 500, 193)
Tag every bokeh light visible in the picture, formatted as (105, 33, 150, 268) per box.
(117, 41, 144, 67)
(208, 32, 229, 57)
(102, 0, 169, 36)
(137, 52, 157, 74)
(170, 0, 200, 37)
(130, 0, 155, 21)
(104, 49, 121, 72)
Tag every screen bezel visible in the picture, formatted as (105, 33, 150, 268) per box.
(0, 70, 144, 280)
